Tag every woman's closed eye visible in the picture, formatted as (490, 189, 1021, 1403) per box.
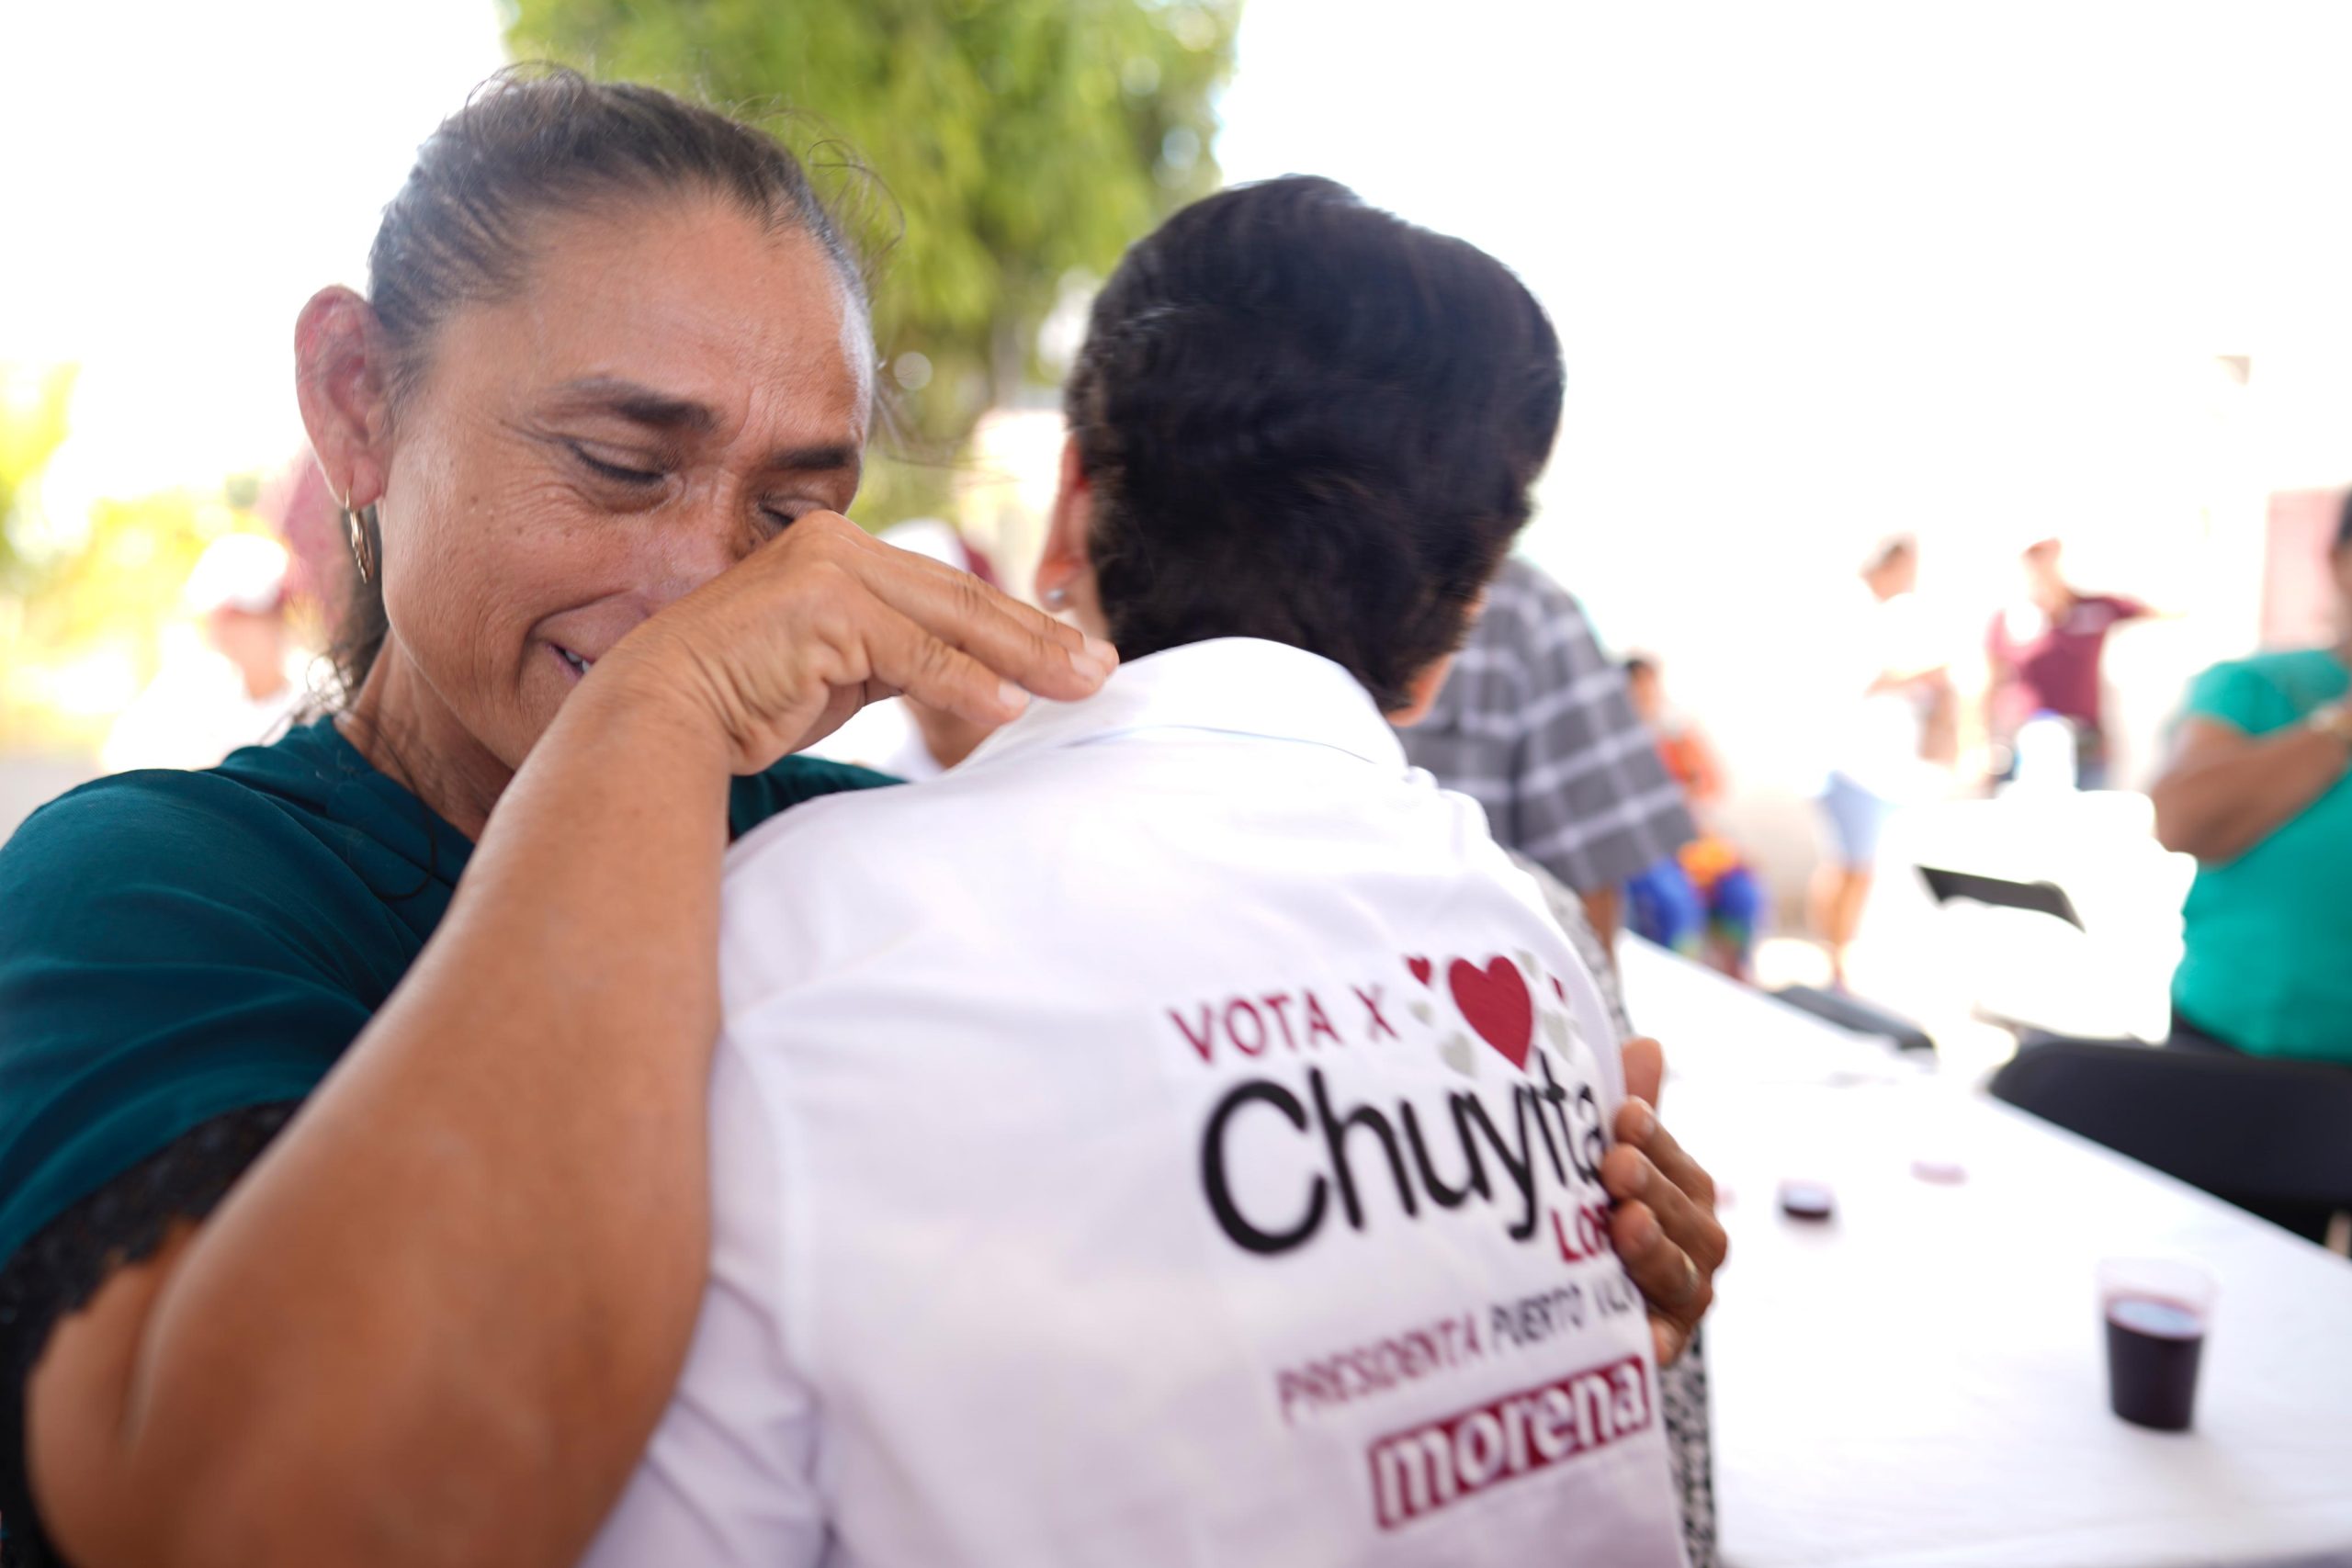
(759, 502, 821, 533)
(565, 440, 667, 487)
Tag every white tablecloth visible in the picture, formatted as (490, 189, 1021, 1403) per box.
(1618, 937, 2352, 1568)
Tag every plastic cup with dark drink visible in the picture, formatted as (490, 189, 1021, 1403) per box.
(2098, 1258, 2217, 1432)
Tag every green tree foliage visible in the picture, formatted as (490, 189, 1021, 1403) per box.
(0, 482, 280, 749)
(506, 0, 1239, 523)
(0, 364, 78, 586)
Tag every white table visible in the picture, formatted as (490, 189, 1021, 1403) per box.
(1618, 937, 2352, 1568)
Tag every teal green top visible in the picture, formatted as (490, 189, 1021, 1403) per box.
(0, 716, 892, 1268)
(2169, 649, 2352, 1064)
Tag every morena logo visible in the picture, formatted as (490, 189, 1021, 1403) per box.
(1368, 1355, 1656, 1529)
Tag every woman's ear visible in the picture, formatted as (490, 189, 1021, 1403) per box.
(295, 287, 395, 509)
(1390, 652, 1459, 729)
(1393, 585, 1491, 726)
(1034, 434, 1109, 635)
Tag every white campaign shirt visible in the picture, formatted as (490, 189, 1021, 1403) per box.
(585, 638, 1688, 1568)
(799, 695, 945, 782)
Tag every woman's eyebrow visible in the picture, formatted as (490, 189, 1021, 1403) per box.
(549, 376, 720, 434)
(766, 442, 860, 475)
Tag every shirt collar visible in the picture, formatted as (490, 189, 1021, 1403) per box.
(962, 637, 1410, 775)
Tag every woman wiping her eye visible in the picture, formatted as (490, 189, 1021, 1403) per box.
(0, 71, 1722, 1568)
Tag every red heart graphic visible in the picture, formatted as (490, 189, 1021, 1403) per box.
(1449, 956, 1533, 1071)
(1407, 955, 1433, 987)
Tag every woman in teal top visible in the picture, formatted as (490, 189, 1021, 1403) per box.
(2150, 500, 2352, 1066)
(0, 73, 1113, 1568)
(0, 72, 1727, 1568)
(0, 718, 887, 1280)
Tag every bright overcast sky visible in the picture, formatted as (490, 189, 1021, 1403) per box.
(1218, 0, 2352, 545)
(9, 0, 2352, 779)
(1220, 0, 2352, 783)
(10, 0, 2352, 507)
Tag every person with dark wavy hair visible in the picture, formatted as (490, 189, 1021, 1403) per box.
(588, 176, 1713, 1567)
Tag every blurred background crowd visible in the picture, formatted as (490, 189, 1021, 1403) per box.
(3, 0, 2348, 1089)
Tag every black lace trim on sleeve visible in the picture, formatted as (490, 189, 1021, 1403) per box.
(0, 1102, 300, 1568)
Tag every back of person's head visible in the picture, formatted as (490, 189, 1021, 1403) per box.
(1062, 176, 1564, 713)
(1623, 655, 1662, 718)
(1865, 534, 1917, 578)
(1860, 533, 1919, 600)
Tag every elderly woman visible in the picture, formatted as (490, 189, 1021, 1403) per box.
(0, 73, 1721, 1568)
(2149, 500, 2352, 1072)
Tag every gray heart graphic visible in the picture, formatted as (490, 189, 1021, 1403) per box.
(1440, 1033, 1477, 1077)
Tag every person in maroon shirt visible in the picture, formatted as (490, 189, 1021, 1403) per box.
(1986, 537, 2152, 788)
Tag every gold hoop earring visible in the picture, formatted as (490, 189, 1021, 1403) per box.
(341, 493, 379, 586)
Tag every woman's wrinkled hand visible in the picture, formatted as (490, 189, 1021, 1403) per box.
(1602, 1035, 1726, 1366)
(605, 512, 1116, 773)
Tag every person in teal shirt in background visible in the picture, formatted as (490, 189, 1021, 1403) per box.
(2150, 496, 2352, 1066)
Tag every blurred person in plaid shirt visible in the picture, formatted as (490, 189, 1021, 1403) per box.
(1404, 561, 1719, 1568)
(1400, 557, 1696, 953)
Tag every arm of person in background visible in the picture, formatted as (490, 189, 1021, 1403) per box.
(1868, 660, 1951, 697)
(28, 519, 1109, 1568)
(1678, 723, 1728, 808)
(2150, 707, 2352, 863)
(1916, 665, 1961, 766)
(1984, 613, 2014, 681)
(1979, 615, 2021, 781)
(1579, 886, 1624, 950)
(1983, 614, 2017, 716)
